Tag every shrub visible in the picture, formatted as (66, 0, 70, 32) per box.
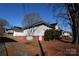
(44, 29, 62, 41)
(0, 27, 5, 37)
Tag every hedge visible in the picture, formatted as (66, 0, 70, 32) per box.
(44, 29, 62, 41)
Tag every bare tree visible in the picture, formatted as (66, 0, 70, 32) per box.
(0, 18, 9, 36)
(23, 12, 45, 55)
(67, 4, 79, 44)
(48, 3, 79, 44)
(0, 18, 9, 27)
(23, 12, 43, 36)
(48, 4, 72, 31)
(23, 12, 42, 27)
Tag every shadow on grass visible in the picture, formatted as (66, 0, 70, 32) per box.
(0, 37, 17, 43)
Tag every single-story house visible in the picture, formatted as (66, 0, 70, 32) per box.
(61, 31, 71, 36)
(13, 26, 26, 36)
(23, 22, 58, 41)
(60, 31, 72, 40)
(5, 29, 14, 34)
(13, 21, 59, 41)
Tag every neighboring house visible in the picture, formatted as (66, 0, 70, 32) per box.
(23, 22, 58, 41)
(60, 31, 72, 40)
(5, 29, 14, 34)
(13, 26, 25, 36)
(61, 31, 71, 36)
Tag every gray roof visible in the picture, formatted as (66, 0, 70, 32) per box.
(12, 26, 23, 32)
(24, 21, 57, 29)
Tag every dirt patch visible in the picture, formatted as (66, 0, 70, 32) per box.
(0, 36, 79, 56)
(13, 36, 27, 43)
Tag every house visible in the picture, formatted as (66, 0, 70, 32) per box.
(5, 29, 14, 34)
(13, 21, 59, 41)
(23, 22, 58, 41)
(61, 31, 71, 36)
(13, 26, 26, 36)
(60, 30, 72, 40)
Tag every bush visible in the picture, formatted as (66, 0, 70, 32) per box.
(0, 27, 5, 37)
(44, 29, 62, 41)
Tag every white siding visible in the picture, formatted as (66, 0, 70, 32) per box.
(55, 25, 59, 30)
(39, 36, 42, 41)
(5, 30, 14, 33)
(13, 31, 26, 36)
(23, 25, 52, 36)
(63, 33, 70, 36)
(13, 25, 54, 37)
(26, 36, 33, 41)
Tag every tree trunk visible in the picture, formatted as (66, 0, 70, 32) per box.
(67, 4, 78, 44)
(75, 4, 79, 44)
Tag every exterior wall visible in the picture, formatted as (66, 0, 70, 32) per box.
(5, 30, 14, 34)
(26, 36, 45, 41)
(26, 36, 33, 41)
(34, 36, 39, 41)
(13, 25, 54, 41)
(39, 36, 42, 41)
(13, 31, 26, 36)
(23, 25, 52, 36)
(55, 25, 59, 30)
(23, 25, 52, 41)
(63, 33, 70, 36)
(62, 32, 70, 36)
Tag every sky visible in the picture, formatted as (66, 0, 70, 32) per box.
(0, 3, 71, 32)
